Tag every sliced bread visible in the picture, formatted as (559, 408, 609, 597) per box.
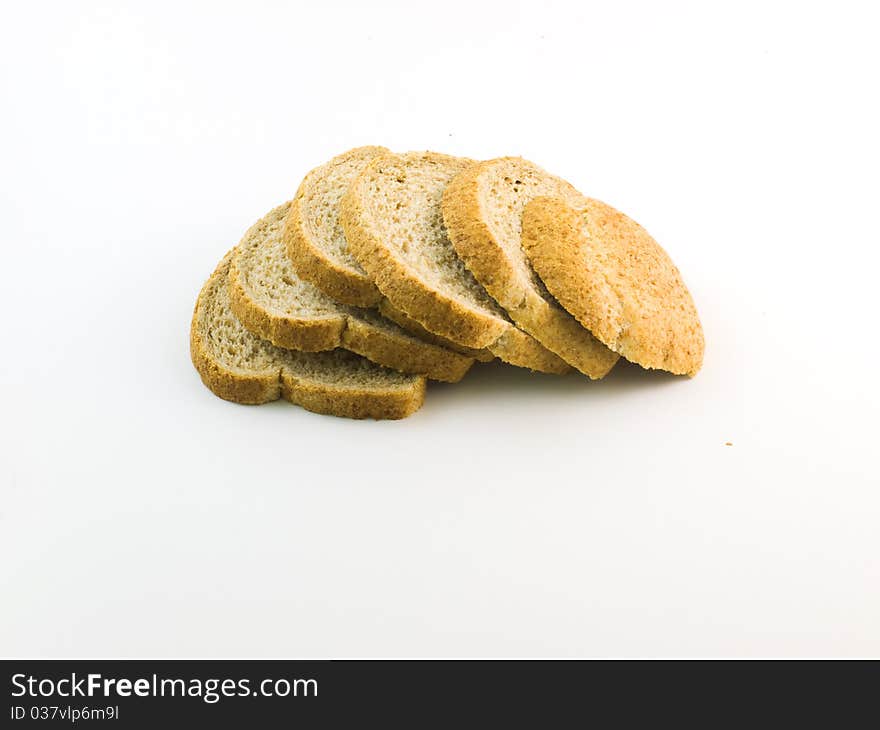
(522, 196, 704, 376)
(284, 146, 388, 307)
(441, 157, 619, 379)
(340, 151, 570, 373)
(229, 202, 473, 383)
(191, 250, 426, 419)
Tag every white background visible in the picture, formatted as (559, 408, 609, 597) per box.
(1, 1, 878, 658)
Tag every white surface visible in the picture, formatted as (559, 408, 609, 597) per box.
(1, 0, 878, 658)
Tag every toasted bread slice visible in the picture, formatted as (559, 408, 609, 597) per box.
(522, 196, 704, 376)
(229, 202, 472, 383)
(284, 146, 389, 306)
(191, 251, 425, 419)
(442, 157, 619, 379)
(340, 151, 570, 373)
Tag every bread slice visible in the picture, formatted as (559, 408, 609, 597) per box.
(229, 202, 473, 383)
(442, 157, 619, 379)
(522, 196, 705, 376)
(340, 151, 570, 374)
(191, 250, 426, 419)
(284, 146, 388, 307)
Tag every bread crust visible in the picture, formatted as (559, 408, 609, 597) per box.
(340, 152, 509, 349)
(521, 197, 704, 376)
(191, 251, 426, 419)
(377, 299, 568, 373)
(377, 300, 495, 362)
(442, 157, 619, 379)
(339, 317, 470, 383)
(283, 146, 387, 307)
(280, 371, 425, 420)
(489, 328, 571, 375)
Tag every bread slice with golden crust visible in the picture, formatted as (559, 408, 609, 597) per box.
(284, 147, 493, 365)
(229, 202, 472, 383)
(442, 157, 619, 379)
(191, 250, 426, 419)
(284, 146, 389, 307)
(340, 151, 570, 374)
(522, 196, 704, 376)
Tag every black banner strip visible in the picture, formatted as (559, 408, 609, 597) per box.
(3, 659, 876, 726)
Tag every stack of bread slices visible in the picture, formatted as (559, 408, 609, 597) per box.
(191, 147, 704, 419)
